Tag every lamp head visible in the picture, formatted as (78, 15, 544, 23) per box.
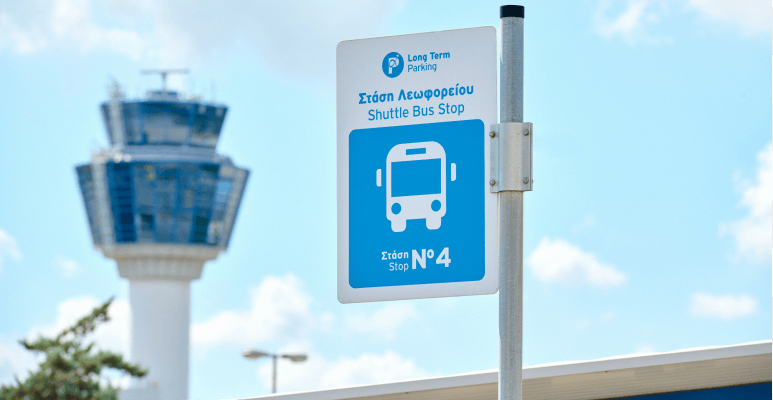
(242, 350, 271, 360)
(281, 354, 308, 363)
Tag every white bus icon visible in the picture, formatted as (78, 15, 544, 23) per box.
(377, 141, 456, 232)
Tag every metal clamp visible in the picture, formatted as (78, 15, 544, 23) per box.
(490, 122, 532, 192)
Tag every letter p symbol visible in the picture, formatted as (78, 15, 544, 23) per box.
(388, 58, 399, 74)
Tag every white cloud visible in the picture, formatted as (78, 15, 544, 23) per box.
(0, 0, 143, 58)
(152, 0, 403, 79)
(192, 274, 315, 349)
(595, 1, 647, 38)
(0, 12, 46, 53)
(720, 143, 772, 264)
(5, 278, 426, 392)
(257, 348, 432, 393)
(344, 303, 418, 341)
(687, 0, 771, 36)
(192, 275, 419, 350)
(0, 0, 404, 81)
(690, 293, 757, 319)
(0, 228, 21, 273)
(580, 215, 596, 228)
(575, 310, 618, 330)
(527, 237, 626, 288)
(52, 255, 79, 277)
(594, 0, 665, 44)
(634, 344, 656, 354)
(594, 0, 770, 44)
(0, 338, 39, 385)
(27, 296, 130, 356)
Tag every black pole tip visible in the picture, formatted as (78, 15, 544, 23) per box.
(500, 5, 524, 19)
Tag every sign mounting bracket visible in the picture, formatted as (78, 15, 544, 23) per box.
(489, 122, 533, 193)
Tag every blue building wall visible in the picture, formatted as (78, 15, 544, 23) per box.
(629, 382, 770, 399)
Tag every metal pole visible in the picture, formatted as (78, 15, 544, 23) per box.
(272, 355, 278, 394)
(499, 5, 524, 400)
(500, 6, 524, 124)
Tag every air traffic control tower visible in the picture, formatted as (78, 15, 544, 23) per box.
(75, 70, 249, 400)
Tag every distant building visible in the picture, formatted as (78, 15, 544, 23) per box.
(237, 341, 771, 400)
(75, 75, 249, 400)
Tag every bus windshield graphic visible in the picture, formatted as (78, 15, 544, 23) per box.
(376, 141, 456, 232)
(391, 159, 441, 197)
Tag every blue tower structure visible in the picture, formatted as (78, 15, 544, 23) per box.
(75, 72, 248, 400)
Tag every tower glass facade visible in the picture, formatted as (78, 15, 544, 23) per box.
(76, 161, 247, 247)
(99, 94, 226, 148)
(77, 89, 248, 251)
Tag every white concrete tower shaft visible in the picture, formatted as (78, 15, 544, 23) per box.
(104, 244, 220, 400)
(130, 280, 191, 400)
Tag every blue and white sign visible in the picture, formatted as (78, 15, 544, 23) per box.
(337, 27, 498, 303)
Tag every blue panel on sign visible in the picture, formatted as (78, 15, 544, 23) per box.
(349, 119, 485, 288)
(391, 159, 440, 197)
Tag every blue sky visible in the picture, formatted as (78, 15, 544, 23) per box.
(0, 0, 770, 399)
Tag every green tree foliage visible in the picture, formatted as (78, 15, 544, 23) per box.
(0, 298, 146, 400)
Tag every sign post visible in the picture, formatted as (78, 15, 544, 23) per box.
(496, 5, 529, 400)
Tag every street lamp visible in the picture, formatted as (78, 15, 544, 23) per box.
(242, 349, 308, 394)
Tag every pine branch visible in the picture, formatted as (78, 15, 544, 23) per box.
(0, 296, 147, 400)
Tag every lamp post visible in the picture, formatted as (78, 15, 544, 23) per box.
(242, 350, 308, 394)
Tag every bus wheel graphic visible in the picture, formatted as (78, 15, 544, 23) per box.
(391, 218, 407, 233)
(376, 141, 456, 232)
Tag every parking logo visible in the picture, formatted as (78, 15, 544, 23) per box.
(382, 52, 404, 78)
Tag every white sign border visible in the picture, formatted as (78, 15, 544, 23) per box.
(337, 26, 499, 303)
